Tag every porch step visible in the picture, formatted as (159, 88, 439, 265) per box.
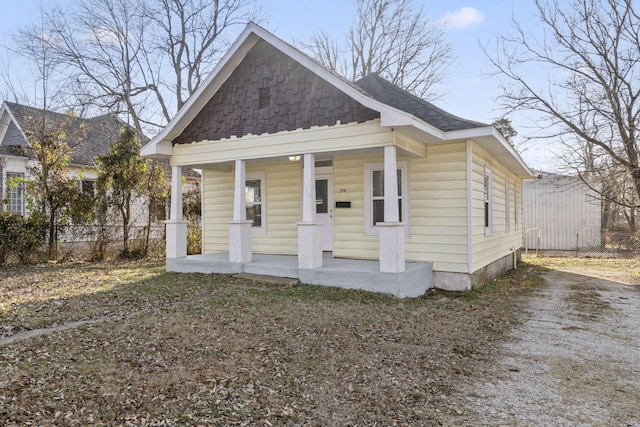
(234, 273, 299, 286)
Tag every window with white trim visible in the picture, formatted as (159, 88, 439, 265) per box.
(484, 167, 493, 235)
(6, 172, 25, 216)
(364, 162, 409, 235)
(514, 183, 519, 230)
(80, 179, 95, 196)
(245, 171, 266, 233)
(505, 178, 511, 232)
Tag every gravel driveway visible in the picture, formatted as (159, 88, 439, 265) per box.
(463, 266, 640, 426)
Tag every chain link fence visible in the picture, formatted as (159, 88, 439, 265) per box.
(525, 227, 640, 258)
(55, 224, 166, 260)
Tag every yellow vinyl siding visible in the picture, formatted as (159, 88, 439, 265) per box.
(202, 169, 233, 253)
(198, 123, 524, 277)
(333, 154, 378, 259)
(471, 142, 524, 272)
(332, 141, 469, 273)
(406, 142, 468, 273)
(248, 163, 300, 255)
(202, 161, 300, 255)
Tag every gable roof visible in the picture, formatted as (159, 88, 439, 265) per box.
(0, 102, 133, 167)
(142, 22, 533, 179)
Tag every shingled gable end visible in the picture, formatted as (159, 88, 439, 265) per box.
(174, 40, 380, 144)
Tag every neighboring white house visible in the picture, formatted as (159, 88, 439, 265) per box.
(142, 23, 534, 296)
(523, 171, 602, 251)
(0, 101, 164, 230)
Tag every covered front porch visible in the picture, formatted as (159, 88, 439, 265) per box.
(164, 141, 434, 297)
(167, 252, 433, 298)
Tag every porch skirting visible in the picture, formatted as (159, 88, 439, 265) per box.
(167, 253, 434, 298)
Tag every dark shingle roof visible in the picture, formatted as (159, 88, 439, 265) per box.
(2, 102, 137, 167)
(354, 74, 488, 132)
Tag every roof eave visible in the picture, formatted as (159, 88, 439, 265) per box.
(141, 138, 173, 158)
(444, 126, 534, 179)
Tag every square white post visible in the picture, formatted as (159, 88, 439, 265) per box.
(379, 146, 405, 273)
(229, 159, 252, 263)
(297, 153, 323, 269)
(166, 165, 188, 259)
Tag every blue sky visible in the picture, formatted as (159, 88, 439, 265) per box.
(0, 0, 557, 170)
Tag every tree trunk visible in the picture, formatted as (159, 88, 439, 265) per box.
(48, 210, 57, 261)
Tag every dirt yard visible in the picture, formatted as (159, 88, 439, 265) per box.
(461, 257, 640, 426)
(0, 257, 639, 425)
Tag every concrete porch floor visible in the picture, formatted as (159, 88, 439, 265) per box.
(167, 253, 434, 298)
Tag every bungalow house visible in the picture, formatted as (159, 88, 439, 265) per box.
(141, 23, 534, 296)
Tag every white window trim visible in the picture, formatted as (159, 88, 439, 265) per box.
(246, 171, 266, 234)
(484, 167, 493, 236)
(505, 178, 511, 233)
(514, 183, 519, 230)
(364, 161, 409, 235)
(6, 172, 25, 216)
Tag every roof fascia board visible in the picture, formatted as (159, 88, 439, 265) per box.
(2, 103, 28, 144)
(0, 104, 10, 143)
(445, 126, 533, 178)
(141, 139, 173, 157)
(142, 26, 262, 156)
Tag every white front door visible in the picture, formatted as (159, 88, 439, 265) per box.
(315, 172, 334, 251)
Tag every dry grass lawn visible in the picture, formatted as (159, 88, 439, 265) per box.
(525, 255, 640, 286)
(1, 259, 544, 425)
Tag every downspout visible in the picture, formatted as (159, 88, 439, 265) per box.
(466, 140, 473, 275)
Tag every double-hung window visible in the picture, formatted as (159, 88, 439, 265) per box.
(364, 162, 408, 235)
(80, 179, 95, 196)
(245, 171, 266, 233)
(514, 183, 519, 230)
(505, 178, 511, 232)
(484, 167, 493, 235)
(6, 172, 25, 216)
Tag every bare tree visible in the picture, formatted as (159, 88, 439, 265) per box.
(486, 0, 640, 226)
(6, 16, 86, 260)
(304, 0, 455, 100)
(151, 0, 260, 111)
(15, 0, 262, 134)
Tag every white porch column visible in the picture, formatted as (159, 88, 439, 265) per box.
(166, 165, 188, 259)
(297, 153, 323, 269)
(379, 145, 405, 273)
(229, 159, 252, 263)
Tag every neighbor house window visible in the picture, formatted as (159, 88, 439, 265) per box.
(364, 162, 409, 235)
(80, 179, 95, 195)
(6, 172, 25, 216)
(484, 167, 493, 235)
(245, 171, 266, 233)
(151, 198, 168, 222)
(505, 178, 511, 233)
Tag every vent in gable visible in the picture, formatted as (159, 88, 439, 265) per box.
(258, 87, 271, 109)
